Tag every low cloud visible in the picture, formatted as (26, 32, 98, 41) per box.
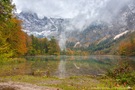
(13, 0, 133, 50)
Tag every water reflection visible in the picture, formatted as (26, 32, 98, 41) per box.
(57, 60, 67, 79)
(0, 55, 135, 78)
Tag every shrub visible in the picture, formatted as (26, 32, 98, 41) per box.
(107, 62, 135, 85)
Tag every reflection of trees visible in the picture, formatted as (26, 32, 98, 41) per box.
(0, 59, 31, 76)
(62, 56, 124, 76)
(0, 57, 60, 76)
(28, 57, 60, 76)
(68, 56, 75, 60)
(67, 56, 89, 61)
(1, 56, 134, 78)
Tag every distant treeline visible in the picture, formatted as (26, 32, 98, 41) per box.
(26, 35, 60, 56)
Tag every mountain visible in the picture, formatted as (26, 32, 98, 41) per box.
(68, 0, 135, 48)
(17, 0, 135, 50)
(17, 12, 69, 38)
(88, 30, 135, 55)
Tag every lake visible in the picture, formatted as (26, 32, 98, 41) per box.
(0, 55, 135, 79)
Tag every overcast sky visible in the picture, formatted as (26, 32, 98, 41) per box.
(13, 0, 131, 19)
(13, 0, 110, 18)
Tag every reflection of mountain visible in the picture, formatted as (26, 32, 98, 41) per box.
(1, 56, 135, 77)
(73, 63, 80, 69)
(65, 57, 114, 76)
(25, 56, 118, 76)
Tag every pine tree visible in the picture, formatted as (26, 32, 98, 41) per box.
(48, 37, 60, 55)
(0, 0, 14, 21)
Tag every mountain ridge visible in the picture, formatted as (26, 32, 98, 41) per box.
(17, 0, 135, 49)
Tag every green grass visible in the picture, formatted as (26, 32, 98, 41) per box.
(0, 75, 134, 90)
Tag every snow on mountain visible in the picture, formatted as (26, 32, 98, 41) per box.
(74, 42, 81, 48)
(17, 12, 67, 38)
(114, 31, 129, 40)
(17, 0, 135, 49)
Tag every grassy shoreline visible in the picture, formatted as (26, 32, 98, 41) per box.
(0, 75, 134, 90)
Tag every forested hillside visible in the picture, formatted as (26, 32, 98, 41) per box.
(86, 31, 135, 56)
(0, 0, 61, 60)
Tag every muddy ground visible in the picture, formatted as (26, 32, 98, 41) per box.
(0, 82, 60, 90)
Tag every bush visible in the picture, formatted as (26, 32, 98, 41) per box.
(107, 62, 135, 85)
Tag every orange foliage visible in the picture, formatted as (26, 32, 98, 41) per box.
(119, 39, 135, 56)
(7, 18, 27, 56)
(66, 48, 74, 55)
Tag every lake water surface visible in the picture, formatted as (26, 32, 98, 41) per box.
(1, 55, 135, 78)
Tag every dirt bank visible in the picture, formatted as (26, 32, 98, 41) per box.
(0, 82, 60, 90)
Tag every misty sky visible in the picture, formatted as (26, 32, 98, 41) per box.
(12, 0, 109, 18)
(13, 0, 131, 19)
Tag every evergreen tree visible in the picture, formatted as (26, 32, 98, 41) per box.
(48, 37, 60, 55)
(0, 0, 14, 21)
